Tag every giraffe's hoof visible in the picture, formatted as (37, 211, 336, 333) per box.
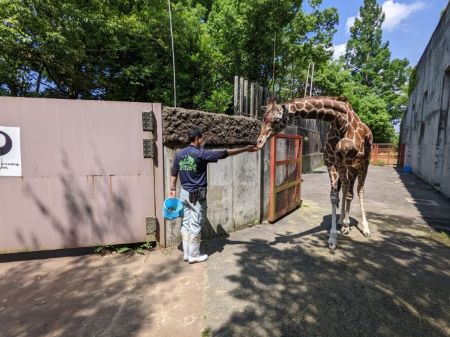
(328, 242, 337, 250)
(363, 230, 371, 237)
(341, 227, 350, 236)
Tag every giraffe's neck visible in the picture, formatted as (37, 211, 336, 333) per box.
(286, 97, 354, 133)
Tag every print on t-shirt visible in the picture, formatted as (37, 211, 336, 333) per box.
(179, 155, 197, 171)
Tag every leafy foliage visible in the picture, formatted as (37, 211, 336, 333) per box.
(344, 0, 411, 123)
(0, 0, 410, 142)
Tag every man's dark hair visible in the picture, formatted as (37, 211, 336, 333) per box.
(188, 127, 203, 142)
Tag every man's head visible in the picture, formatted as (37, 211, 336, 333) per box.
(188, 127, 204, 147)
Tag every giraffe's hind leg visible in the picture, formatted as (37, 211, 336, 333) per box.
(358, 167, 370, 237)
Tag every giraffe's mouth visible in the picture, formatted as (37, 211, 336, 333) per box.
(256, 136, 268, 149)
(256, 127, 276, 149)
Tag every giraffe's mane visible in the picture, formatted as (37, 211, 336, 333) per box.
(293, 96, 349, 103)
(290, 96, 353, 112)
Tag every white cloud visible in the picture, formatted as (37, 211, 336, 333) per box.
(382, 0, 426, 31)
(333, 43, 347, 59)
(345, 16, 357, 34)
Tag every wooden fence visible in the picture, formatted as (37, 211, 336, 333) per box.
(233, 76, 277, 118)
(233, 75, 327, 172)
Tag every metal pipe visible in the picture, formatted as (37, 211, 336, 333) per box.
(304, 63, 311, 98)
(309, 62, 315, 97)
(168, 0, 177, 108)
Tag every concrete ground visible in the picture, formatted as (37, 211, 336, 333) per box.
(0, 249, 205, 337)
(0, 166, 449, 337)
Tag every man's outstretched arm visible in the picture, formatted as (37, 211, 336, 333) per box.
(226, 145, 259, 157)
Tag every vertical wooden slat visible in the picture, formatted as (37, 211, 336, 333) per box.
(243, 79, 248, 116)
(259, 85, 264, 117)
(255, 84, 260, 118)
(234, 75, 239, 115)
(239, 76, 244, 115)
(264, 87, 269, 105)
(250, 82, 255, 118)
(232, 76, 277, 118)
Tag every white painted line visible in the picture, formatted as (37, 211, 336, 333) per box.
(406, 198, 439, 207)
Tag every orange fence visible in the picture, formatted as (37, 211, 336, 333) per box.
(371, 143, 399, 166)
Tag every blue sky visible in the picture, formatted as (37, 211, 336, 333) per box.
(321, 0, 449, 65)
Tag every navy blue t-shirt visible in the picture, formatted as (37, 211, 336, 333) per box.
(171, 145, 228, 192)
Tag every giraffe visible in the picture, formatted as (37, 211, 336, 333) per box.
(256, 96, 373, 249)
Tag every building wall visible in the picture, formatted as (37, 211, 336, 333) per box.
(0, 97, 164, 253)
(402, 4, 450, 197)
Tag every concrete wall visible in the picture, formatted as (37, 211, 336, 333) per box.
(164, 147, 262, 246)
(0, 97, 164, 252)
(162, 108, 264, 246)
(401, 4, 450, 197)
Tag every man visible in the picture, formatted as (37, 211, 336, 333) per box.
(170, 127, 258, 263)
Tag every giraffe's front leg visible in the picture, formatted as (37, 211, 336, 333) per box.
(329, 190, 338, 250)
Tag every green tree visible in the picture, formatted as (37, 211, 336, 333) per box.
(345, 0, 390, 88)
(315, 60, 394, 143)
(280, 2, 338, 98)
(344, 0, 410, 122)
(0, 0, 209, 106)
(345, 85, 394, 143)
(0, 0, 339, 111)
(201, 0, 338, 110)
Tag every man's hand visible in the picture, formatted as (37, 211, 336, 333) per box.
(169, 189, 176, 198)
(245, 145, 259, 152)
(226, 145, 259, 157)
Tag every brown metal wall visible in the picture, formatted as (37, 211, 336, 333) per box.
(0, 97, 164, 252)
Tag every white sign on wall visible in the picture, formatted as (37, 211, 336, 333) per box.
(0, 126, 22, 176)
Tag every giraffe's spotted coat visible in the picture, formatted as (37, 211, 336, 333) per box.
(257, 96, 373, 249)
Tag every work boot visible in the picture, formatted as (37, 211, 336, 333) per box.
(188, 242, 208, 264)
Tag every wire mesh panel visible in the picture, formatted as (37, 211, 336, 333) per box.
(269, 134, 303, 223)
(371, 143, 399, 166)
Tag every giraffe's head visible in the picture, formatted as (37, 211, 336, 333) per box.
(256, 100, 288, 149)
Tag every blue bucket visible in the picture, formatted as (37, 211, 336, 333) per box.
(403, 166, 412, 173)
(162, 198, 184, 220)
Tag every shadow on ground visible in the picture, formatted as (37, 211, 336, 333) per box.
(207, 227, 449, 337)
(395, 168, 450, 232)
(0, 253, 185, 337)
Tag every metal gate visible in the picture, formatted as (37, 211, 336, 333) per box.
(371, 143, 399, 166)
(0, 97, 164, 253)
(268, 134, 303, 223)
